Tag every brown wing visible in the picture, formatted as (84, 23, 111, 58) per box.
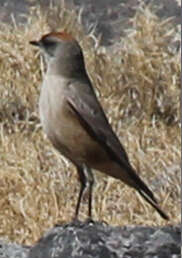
(67, 82, 155, 195)
(67, 81, 169, 220)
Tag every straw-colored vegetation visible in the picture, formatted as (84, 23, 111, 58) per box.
(0, 3, 180, 245)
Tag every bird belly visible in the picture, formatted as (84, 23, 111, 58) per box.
(39, 77, 134, 187)
(39, 89, 105, 166)
(40, 93, 135, 187)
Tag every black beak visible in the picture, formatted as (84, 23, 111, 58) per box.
(29, 40, 41, 47)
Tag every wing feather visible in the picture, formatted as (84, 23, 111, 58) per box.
(67, 82, 156, 203)
(66, 81, 169, 220)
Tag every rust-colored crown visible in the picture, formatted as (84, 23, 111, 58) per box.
(42, 31, 74, 41)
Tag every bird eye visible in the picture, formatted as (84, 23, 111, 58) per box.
(41, 39, 57, 57)
(43, 40, 56, 48)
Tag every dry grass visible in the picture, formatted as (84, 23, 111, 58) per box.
(0, 3, 180, 244)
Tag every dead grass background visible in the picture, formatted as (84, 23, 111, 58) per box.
(0, 3, 180, 244)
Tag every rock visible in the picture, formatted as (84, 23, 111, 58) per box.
(27, 221, 180, 258)
(0, 222, 180, 257)
(0, 241, 30, 258)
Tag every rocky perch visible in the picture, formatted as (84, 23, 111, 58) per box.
(0, 221, 180, 258)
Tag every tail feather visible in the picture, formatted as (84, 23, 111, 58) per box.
(130, 168, 158, 203)
(138, 189, 169, 220)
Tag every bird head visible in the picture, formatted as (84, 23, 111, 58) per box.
(30, 31, 85, 76)
(30, 31, 82, 62)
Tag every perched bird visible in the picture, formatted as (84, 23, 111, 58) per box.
(30, 31, 169, 220)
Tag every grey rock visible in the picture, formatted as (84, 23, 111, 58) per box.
(27, 222, 180, 258)
(0, 241, 30, 258)
(0, 222, 180, 258)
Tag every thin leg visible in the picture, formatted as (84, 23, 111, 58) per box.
(86, 166, 94, 219)
(75, 164, 94, 220)
(75, 165, 87, 219)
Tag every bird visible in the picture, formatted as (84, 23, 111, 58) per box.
(30, 31, 169, 221)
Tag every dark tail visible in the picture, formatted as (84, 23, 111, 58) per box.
(138, 189, 169, 220)
(125, 166, 169, 220)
